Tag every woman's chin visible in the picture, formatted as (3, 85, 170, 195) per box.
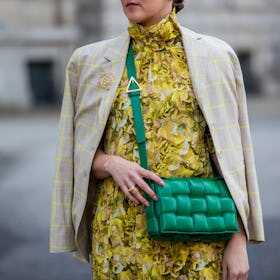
(126, 14, 143, 24)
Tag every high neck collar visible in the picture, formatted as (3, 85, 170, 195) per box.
(128, 9, 181, 50)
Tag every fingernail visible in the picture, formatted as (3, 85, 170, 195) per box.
(145, 202, 150, 207)
(153, 195, 158, 201)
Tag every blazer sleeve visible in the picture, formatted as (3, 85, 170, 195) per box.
(233, 54, 265, 243)
(49, 50, 79, 252)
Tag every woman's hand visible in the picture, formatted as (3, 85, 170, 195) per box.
(92, 148, 164, 206)
(222, 217, 249, 280)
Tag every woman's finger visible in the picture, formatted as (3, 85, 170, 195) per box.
(121, 180, 149, 207)
(140, 168, 165, 186)
(222, 263, 227, 280)
(134, 177, 158, 201)
(118, 184, 139, 205)
(130, 187, 150, 206)
(119, 179, 149, 207)
(238, 270, 249, 280)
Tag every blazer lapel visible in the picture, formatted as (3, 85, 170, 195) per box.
(103, 32, 130, 63)
(97, 32, 130, 125)
(180, 26, 209, 117)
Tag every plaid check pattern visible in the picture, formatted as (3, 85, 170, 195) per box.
(50, 27, 264, 262)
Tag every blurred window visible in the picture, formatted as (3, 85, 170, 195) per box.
(238, 51, 260, 95)
(27, 61, 56, 106)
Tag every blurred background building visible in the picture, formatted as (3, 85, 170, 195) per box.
(0, 1, 280, 279)
(0, 0, 279, 110)
(0, 0, 77, 109)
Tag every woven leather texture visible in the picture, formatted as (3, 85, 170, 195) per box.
(145, 177, 239, 241)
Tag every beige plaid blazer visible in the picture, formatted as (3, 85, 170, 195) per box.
(50, 26, 265, 262)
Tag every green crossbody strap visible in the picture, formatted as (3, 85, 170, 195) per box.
(126, 41, 149, 170)
(125, 40, 221, 177)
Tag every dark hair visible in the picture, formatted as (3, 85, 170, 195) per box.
(173, 0, 184, 13)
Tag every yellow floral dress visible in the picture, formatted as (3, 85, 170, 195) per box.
(91, 11, 226, 280)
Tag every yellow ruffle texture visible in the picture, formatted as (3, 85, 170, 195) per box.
(91, 10, 225, 279)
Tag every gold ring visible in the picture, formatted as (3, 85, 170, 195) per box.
(128, 185, 136, 193)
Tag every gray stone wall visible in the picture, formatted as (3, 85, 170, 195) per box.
(77, 0, 103, 45)
(0, 0, 79, 110)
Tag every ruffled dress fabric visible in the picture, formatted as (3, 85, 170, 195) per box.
(91, 11, 226, 280)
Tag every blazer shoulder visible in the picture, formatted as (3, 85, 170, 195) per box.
(202, 34, 237, 60)
(180, 26, 238, 61)
(69, 32, 129, 65)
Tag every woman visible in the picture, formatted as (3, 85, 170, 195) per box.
(50, 0, 265, 279)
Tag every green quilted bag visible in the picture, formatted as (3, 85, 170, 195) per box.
(145, 177, 238, 241)
(126, 41, 239, 241)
